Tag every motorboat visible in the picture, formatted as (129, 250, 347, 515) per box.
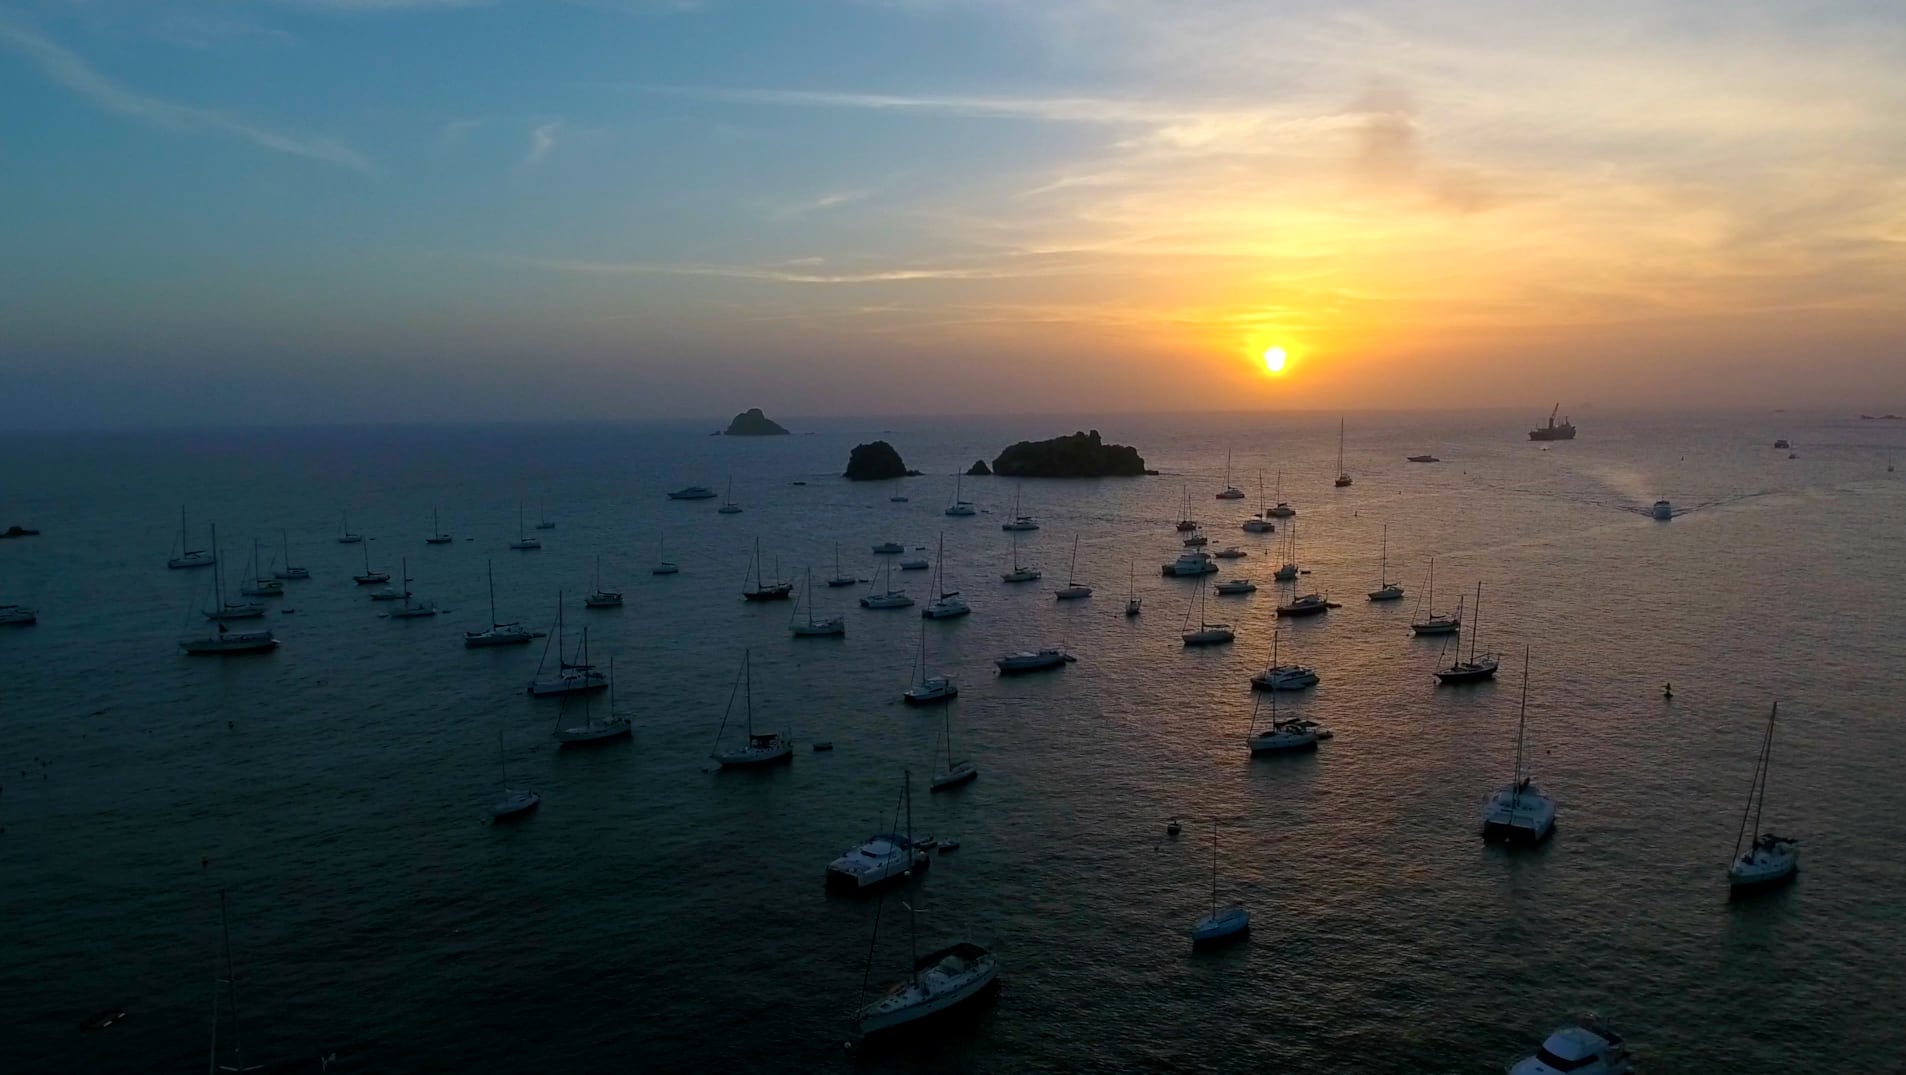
(995, 648, 1070, 674)
(0, 604, 36, 625)
(1161, 550, 1218, 577)
(1274, 593, 1328, 617)
(1508, 1016, 1635, 1075)
(1212, 546, 1245, 560)
(1052, 535, 1091, 599)
(856, 941, 997, 1038)
(1482, 650, 1556, 843)
(1251, 631, 1317, 690)
(527, 610, 609, 696)
(710, 651, 793, 767)
(1436, 582, 1498, 682)
(1190, 820, 1249, 949)
(180, 624, 278, 655)
(1406, 454, 1439, 463)
(1214, 578, 1256, 595)
(872, 541, 905, 555)
(1651, 499, 1673, 520)
(666, 485, 718, 500)
(465, 560, 534, 647)
(1727, 701, 1799, 893)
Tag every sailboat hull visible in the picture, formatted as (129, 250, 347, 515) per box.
(742, 585, 794, 602)
(930, 765, 978, 791)
(1435, 661, 1499, 683)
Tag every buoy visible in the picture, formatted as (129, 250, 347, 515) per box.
(1167, 819, 1182, 837)
(1663, 683, 1673, 699)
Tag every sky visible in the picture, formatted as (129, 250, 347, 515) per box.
(2, 0, 1904, 427)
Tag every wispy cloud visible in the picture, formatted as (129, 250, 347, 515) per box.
(0, 20, 369, 172)
(503, 255, 1080, 285)
(519, 120, 560, 168)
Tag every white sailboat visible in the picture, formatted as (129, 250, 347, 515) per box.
(271, 529, 309, 580)
(527, 594, 609, 696)
(508, 504, 542, 550)
(238, 539, 284, 597)
(1215, 448, 1245, 499)
(1000, 530, 1041, 583)
(1053, 534, 1091, 599)
(651, 535, 679, 575)
(1334, 417, 1353, 487)
(1181, 576, 1235, 646)
(826, 542, 858, 588)
(554, 647, 632, 745)
(855, 914, 997, 1037)
(930, 703, 978, 791)
(337, 511, 363, 544)
(718, 476, 743, 515)
(179, 543, 278, 654)
(792, 569, 847, 636)
(709, 649, 792, 766)
(943, 471, 976, 516)
(353, 539, 391, 586)
(1480, 648, 1556, 843)
(1727, 701, 1799, 892)
(1242, 471, 1276, 532)
(1267, 470, 1296, 518)
(860, 558, 915, 609)
(1246, 681, 1325, 753)
(922, 534, 971, 619)
(902, 618, 957, 705)
(464, 560, 534, 647)
(1367, 524, 1404, 601)
(585, 555, 623, 608)
(994, 647, 1071, 674)
(1409, 557, 1461, 635)
(490, 730, 540, 820)
(426, 507, 453, 545)
(1000, 485, 1038, 531)
(386, 557, 437, 618)
(166, 506, 216, 569)
(202, 526, 266, 621)
(1250, 629, 1318, 690)
(1189, 819, 1250, 948)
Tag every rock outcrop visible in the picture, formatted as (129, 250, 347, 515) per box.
(991, 430, 1152, 478)
(966, 459, 991, 476)
(844, 441, 920, 481)
(723, 408, 790, 436)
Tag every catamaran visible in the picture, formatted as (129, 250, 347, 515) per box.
(1480, 648, 1556, 843)
(1727, 701, 1799, 892)
(1251, 629, 1318, 690)
(828, 771, 929, 892)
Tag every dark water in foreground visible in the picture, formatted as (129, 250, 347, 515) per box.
(3, 410, 1904, 1072)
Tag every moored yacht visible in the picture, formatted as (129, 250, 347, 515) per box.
(1727, 701, 1799, 893)
(921, 535, 972, 619)
(1181, 577, 1234, 646)
(1274, 592, 1328, 617)
(554, 656, 632, 746)
(585, 553, 625, 607)
(464, 560, 534, 647)
(353, 540, 391, 585)
(1368, 525, 1404, 601)
(167, 506, 217, 570)
(239, 540, 284, 598)
(1507, 1016, 1635, 1075)
(741, 539, 794, 601)
(0, 603, 36, 625)
(1189, 820, 1249, 949)
(826, 543, 858, 587)
(717, 476, 742, 515)
(1214, 578, 1256, 595)
(180, 624, 278, 655)
(1001, 485, 1038, 530)
(860, 560, 914, 608)
(1001, 529, 1040, 582)
(385, 558, 437, 618)
(667, 485, 718, 500)
(1651, 499, 1673, 520)
(1434, 582, 1498, 683)
(995, 647, 1070, 674)
(426, 508, 453, 544)
(1174, 484, 1198, 532)
(827, 773, 930, 892)
(336, 512, 363, 544)
(200, 527, 266, 620)
(1215, 449, 1245, 499)
(1266, 471, 1296, 517)
(1481, 649, 1556, 843)
(272, 530, 310, 580)
(1162, 550, 1218, 577)
(1250, 630, 1318, 691)
(792, 570, 848, 635)
(527, 598, 608, 696)
(872, 541, 905, 555)
(1052, 535, 1091, 599)
(1212, 546, 1245, 559)
(943, 472, 976, 516)
(489, 732, 539, 821)
(1408, 558, 1460, 634)
(709, 649, 793, 767)
(1333, 417, 1353, 487)
(903, 620, 958, 705)
(508, 505, 542, 550)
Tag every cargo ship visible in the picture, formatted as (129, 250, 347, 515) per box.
(1528, 403, 1576, 441)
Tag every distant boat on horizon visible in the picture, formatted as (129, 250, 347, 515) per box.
(1528, 403, 1577, 441)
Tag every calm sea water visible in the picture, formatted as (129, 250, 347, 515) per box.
(3, 410, 1903, 1072)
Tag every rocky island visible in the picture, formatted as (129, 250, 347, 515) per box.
(722, 408, 790, 436)
(966, 459, 991, 476)
(843, 441, 921, 481)
(991, 430, 1153, 478)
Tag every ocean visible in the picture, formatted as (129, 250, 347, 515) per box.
(3, 409, 1902, 1072)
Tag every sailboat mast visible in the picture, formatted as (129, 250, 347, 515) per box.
(1512, 648, 1530, 805)
(1737, 702, 1778, 855)
(743, 648, 754, 737)
(181, 505, 189, 552)
(217, 890, 244, 1075)
(487, 560, 498, 625)
(1379, 525, 1387, 587)
(1210, 819, 1219, 916)
(1469, 583, 1482, 664)
(210, 523, 223, 603)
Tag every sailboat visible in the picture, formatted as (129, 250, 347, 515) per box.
(792, 569, 847, 636)
(202, 526, 266, 620)
(922, 534, 971, 619)
(828, 771, 932, 891)
(1727, 701, 1799, 892)
(652, 535, 679, 575)
(1242, 470, 1276, 532)
(1368, 524, 1404, 601)
(1175, 484, 1198, 531)
(994, 645, 1072, 674)
(1251, 628, 1319, 690)
(1216, 448, 1245, 499)
(206, 892, 263, 1075)
(271, 529, 309, 580)
(902, 618, 957, 704)
(534, 505, 556, 530)
(930, 703, 978, 791)
(1435, 582, 1499, 682)
(741, 538, 793, 601)
(1053, 534, 1091, 599)
(860, 558, 915, 608)
(1125, 562, 1141, 616)
(1246, 679, 1325, 753)
(337, 511, 363, 544)
(1409, 558, 1461, 635)
(826, 542, 858, 587)
(1001, 485, 1038, 531)
(1189, 819, 1250, 948)
(352, 539, 391, 585)
(166, 506, 216, 569)
(1267, 471, 1296, 518)
(490, 730, 540, 820)
(718, 476, 743, 515)
(238, 539, 284, 597)
(944, 471, 976, 516)
(426, 508, 453, 544)
(464, 560, 534, 647)
(853, 855, 998, 1036)
(584, 555, 623, 608)
(554, 646, 632, 745)
(709, 649, 792, 766)
(386, 557, 437, 618)
(1000, 529, 1041, 583)
(528, 594, 609, 695)
(1272, 518, 1300, 582)
(1181, 576, 1235, 646)
(179, 539, 278, 654)
(1480, 648, 1556, 843)
(1334, 417, 1353, 487)
(509, 504, 542, 550)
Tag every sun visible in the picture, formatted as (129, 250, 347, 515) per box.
(1262, 346, 1287, 374)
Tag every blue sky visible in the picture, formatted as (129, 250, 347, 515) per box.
(3, 0, 1904, 427)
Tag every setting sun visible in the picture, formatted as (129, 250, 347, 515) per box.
(1263, 347, 1288, 374)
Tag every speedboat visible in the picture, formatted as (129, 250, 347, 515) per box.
(666, 485, 718, 500)
(1729, 833, 1799, 891)
(1247, 718, 1322, 753)
(1181, 622, 1234, 646)
(1251, 664, 1318, 691)
(1190, 904, 1250, 948)
(922, 594, 971, 619)
(0, 604, 37, 625)
(1267, 502, 1296, 518)
(1407, 454, 1440, 463)
(903, 675, 958, 705)
(861, 589, 914, 609)
(1001, 516, 1038, 531)
(1436, 653, 1500, 683)
(464, 622, 534, 647)
(1274, 593, 1328, 617)
(1161, 551, 1218, 577)
(1212, 546, 1246, 559)
(872, 542, 905, 555)
(995, 648, 1070, 674)
(1651, 499, 1672, 520)
(827, 834, 929, 892)
(899, 556, 929, 571)
(180, 626, 278, 655)
(1214, 578, 1256, 595)
(712, 731, 793, 768)
(856, 942, 997, 1037)
(1000, 566, 1042, 583)
(1508, 1016, 1635, 1075)
(1482, 776, 1557, 843)
(490, 789, 541, 820)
